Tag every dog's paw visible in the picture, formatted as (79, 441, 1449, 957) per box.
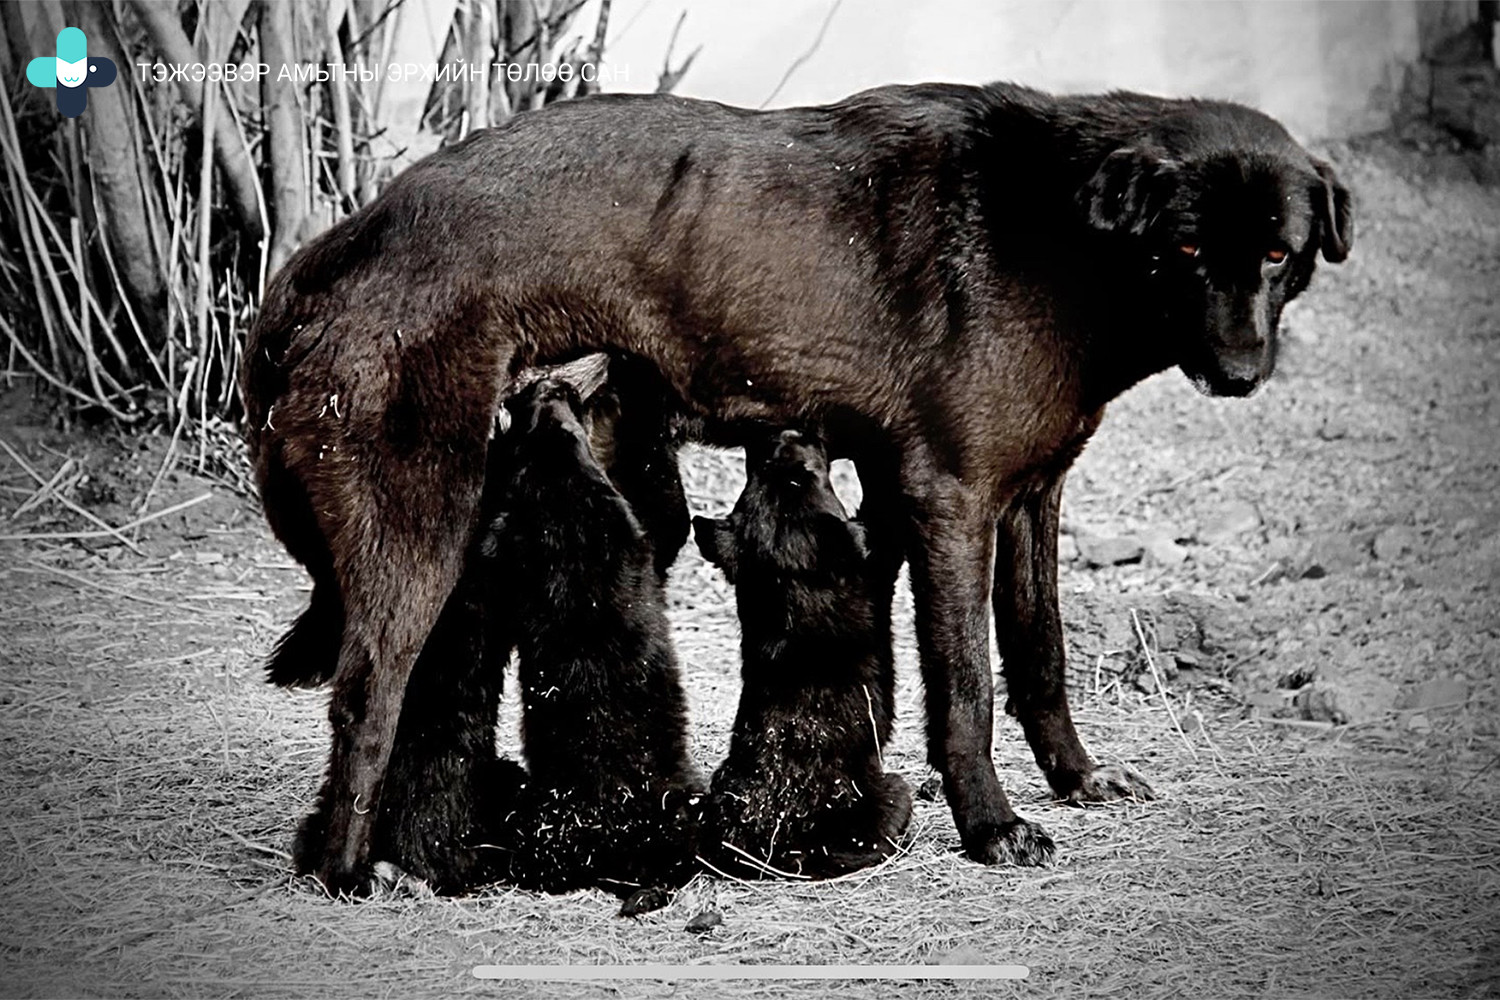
(1062, 763, 1156, 805)
(966, 818, 1056, 867)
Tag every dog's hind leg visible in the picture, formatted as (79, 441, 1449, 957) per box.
(296, 448, 486, 896)
(993, 471, 1156, 804)
(373, 557, 512, 893)
(906, 471, 1056, 867)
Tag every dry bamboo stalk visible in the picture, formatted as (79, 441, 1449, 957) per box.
(325, 10, 357, 210)
(87, 177, 170, 392)
(0, 314, 109, 410)
(130, 0, 265, 242)
(195, 69, 216, 392)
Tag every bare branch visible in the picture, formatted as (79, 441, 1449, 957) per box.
(759, 0, 841, 109)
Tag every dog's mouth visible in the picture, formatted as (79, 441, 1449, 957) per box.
(1184, 368, 1264, 398)
(1180, 349, 1271, 398)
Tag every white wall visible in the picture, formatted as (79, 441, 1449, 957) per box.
(598, 0, 1422, 141)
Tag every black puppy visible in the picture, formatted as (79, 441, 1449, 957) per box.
(245, 82, 1352, 891)
(479, 377, 701, 905)
(694, 430, 912, 879)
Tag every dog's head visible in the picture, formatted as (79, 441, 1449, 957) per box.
(1079, 107, 1353, 397)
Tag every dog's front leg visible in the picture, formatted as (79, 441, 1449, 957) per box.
(994, 472, 1156, 804)
(906, 472, 1055, 866)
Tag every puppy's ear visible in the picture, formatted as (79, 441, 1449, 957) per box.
(1310, 157, 1353, 263)
(1079, 146, 1178, 236)
(692, 515, 737, 580)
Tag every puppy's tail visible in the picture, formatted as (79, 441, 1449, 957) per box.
(266, 581, 342, 688)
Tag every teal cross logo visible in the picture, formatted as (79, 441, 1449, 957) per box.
(26, 27, 117, 118)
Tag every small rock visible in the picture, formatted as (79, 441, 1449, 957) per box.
(1134, 671, 1159, 695)
(1294, 677, 1397, 725)
(1316, 416, 1350, 441)
(1057, 533, 1079, 563)
(1173, 649, 1205, 671)
(1246, 689, 1293, 710)
(1074, 533, 1143, 567)
(1304, 532, 1371, 574)
(1453, 516, 1479, 537)
(684, 908, 724, 934)
(1201, 501, 1262, 544)
(1407, 713, 1432, 734)
(1294, 682, 1351, 724)
(1396, 676, 1469, 710)
(1265, 537, 1303, 564)
(1373, 525, 1420, 561)
(619, 886, 672, 917)
(1141, 532, 1188, 567)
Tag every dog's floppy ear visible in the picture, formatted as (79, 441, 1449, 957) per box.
(1079, 146, 1178, 235)
(1310, 157, 1353, 263)
(692, 515, 738, 581)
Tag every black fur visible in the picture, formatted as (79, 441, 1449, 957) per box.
(292, 460, 522, 894)
(268, 355, 685, 893)
(695, 429, 912, 879)
(243, 81, 1352, 889)
(478, 378, 701, 899)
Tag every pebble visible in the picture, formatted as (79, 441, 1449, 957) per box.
(1057, 533, 1079, 563)
(1074, 532, 1143, 567)
(1373, 525, 1420, 561)
(1200, 501, 1262, 544)
(1304, 531, 1371, 575)
(1396, 675, 1469, 710)
(1141, 532, 1188, 566)
(684, 909, 724, 934)
(1293, 677, 1398, 725)
(1317, 416, 1350, 441)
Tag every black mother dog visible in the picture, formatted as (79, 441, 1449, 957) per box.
(243, 81, 1351, 892)
(695, 428, 912, 878)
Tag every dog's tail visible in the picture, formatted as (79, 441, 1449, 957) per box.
(266, 581, 342, 688)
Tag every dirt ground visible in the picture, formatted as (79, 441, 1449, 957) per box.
(0, 134, 1497, 999)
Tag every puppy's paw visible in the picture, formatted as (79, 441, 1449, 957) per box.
(1062, 763, 1156, 805)
(966, 818, 1056, 867)
(369, 860, 435, 898)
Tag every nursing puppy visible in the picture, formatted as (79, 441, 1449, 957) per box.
(244, 81, 1352, 892)
(479, 377, 701, 904)
(695, 429, 911, 878)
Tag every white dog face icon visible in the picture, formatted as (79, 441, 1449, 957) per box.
(55, 56, 87, 88)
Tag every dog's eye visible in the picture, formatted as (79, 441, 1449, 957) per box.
(1265, 247, 1288, 265)
(1178, 244, 1200, 258)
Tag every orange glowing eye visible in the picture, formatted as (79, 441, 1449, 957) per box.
(1266, 248, 1288, 264)
(1179, 244, 1199, 257)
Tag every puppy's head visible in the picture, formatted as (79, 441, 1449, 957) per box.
(504, 376, 589, 439)
(1080, 108, 1353, 397)
(695, 428, 868, 582)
